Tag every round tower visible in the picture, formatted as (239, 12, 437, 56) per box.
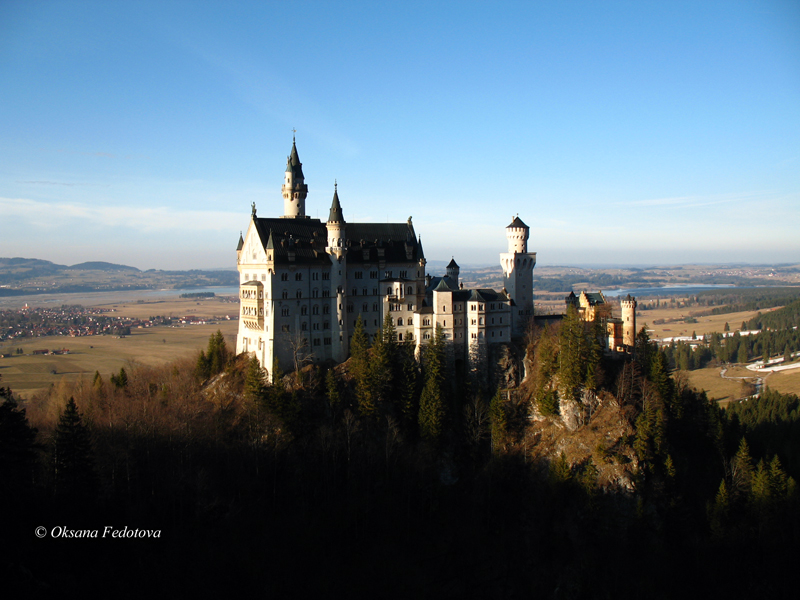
(445, 257, 460, 287)
(621, 294, 637, 348)
(282, 136, 308, 218)
(506, 215, 529, 254)
(326, 183, 348, 361)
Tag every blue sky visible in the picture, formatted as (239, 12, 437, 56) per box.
(1, 1, 798, 270)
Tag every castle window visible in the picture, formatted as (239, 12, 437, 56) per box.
(312, 289, 319, 298)
(355, 271, 363, 279)
(499, 317, 503, 324)
(491, 318, 494, 324)
(313, 338, 321, 346)
(324, 337, 331, 345)
(471, 319, 476, 325)
(491, 331, 494, 337)
(302, 322, 308, 331)
(387, 287, 392, 295)
(347, 303, 353, 313)
(282, 308, 289, 316)
(301, 306, 308, 316)
(400, 270, 407, 278)
(282, 290, 288, 299)
(323, 305, 330, 315)
(374, 320, 378, 327)
(295, 273, 302, 281)
(322, 273, 330, 280)
(408, 303, 414, 311)
(313, 323, 320, 330)
(322, 290, 330, 298)
(479, 318, 484, 325)
(312, 272, 319, 280)
(471, 333, 477, 339)
(373, 303, 379, 312)
(373, 288, 378, 295)
(261, 274, 266, 281)
(352, 288, 358, 296)
(312, 305, 319, 315)
(397, 318, 403, 326)
(324, 322, 330, 329)
(296, 290, 302, 299)
(363, 288, 368, 296)
(423, 333, 430, 340)
(370, 271, 378, 279)
(398, 333, 403, 341)
(281, 273, 288, 281)
(442, 306, 446, 312)
(407, 286, 413, 294)
(423, 318, 431, 327)
(363, 303, 369, 312)
(500, 331, 503, 337)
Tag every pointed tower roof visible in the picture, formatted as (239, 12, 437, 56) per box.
(507, 215, 528, 229)
(328, 182, 345, 223)
(285, 135, 305, 179)
(236, 231, 244, 251)
(446, 257, 459, 269)
(265, 229, 275, 250)
(417, 235, 425, 259)
(434, 278, 452, 292)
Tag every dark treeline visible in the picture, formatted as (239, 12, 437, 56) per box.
(2, 319, 799, 598)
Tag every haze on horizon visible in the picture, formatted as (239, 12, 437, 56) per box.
(1, 1, 798, 271)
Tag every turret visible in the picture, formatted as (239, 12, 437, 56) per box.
(620, 294, 637, 348)
(281, 136, 308, 218)
(446, 258, 460, 287)
(326, 183, 348, 361)
(506, 215, 529, 253)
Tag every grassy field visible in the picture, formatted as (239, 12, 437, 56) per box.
(686, 366, 748, 404)
(641, 305, 776, 338)
(0, 297, 238, 399)
(762, 364, 800, 397)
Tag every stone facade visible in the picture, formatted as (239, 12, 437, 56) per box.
(235, 139, 537, 380)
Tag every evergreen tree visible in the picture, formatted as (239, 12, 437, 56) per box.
(399, 342, 420, 427)
(731, 437, 754, 499)
(0, 381, 39, 491)
(783, 344, 792, 364)
(369, 313, 397, 414)
(110, 367, 128, 389)
(244, 355, 267, 404)
(349, 316, 374, 417)
(489, 390, 507, 453)
(737, 342, 748, 364)
(54, 397, 97, 499)
(325, 369, 340, 415)
(418, 324, 446, 441)
(558, 305, 585, 400)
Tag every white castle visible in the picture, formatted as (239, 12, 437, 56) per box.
(235, 138, 536, 380)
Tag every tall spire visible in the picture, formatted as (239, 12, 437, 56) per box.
(282, 134, 308, 218)
(328, 181, 345, 223)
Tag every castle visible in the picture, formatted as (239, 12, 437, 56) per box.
(235, 138, 536, 379)
(565, 290, 637, 353)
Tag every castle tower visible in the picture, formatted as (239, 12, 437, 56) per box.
(445, 258, 460, 288)
(326, 183, 348, 361)
(500, 216, 536, 336)
(620, 294, 637, 348)
(281, 136, 309, 218)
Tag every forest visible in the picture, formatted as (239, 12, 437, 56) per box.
(2, 309, 799, 598)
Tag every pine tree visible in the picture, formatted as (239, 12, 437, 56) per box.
(731, 437, 754, 499)
(489, 390, 507, 453)
(737, 342, 748, 364)
(349, 316, 374, 417)
(325, 369, 340, 414)
(0, 383, 39, 491)
(244, 355, 267, 404)
(558, 305, 585, 400)
(418, 324, 446, 441)
(54, 397, 96, 499)
(369, 313, 397, 414)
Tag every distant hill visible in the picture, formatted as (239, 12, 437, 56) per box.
(69, 261, 140, 272)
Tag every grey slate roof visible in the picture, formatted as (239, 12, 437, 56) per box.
(251, 217, 423, 266)
(446, 258, 459, 269)
(236, 232, 244, 251)
(507, 216, 528, 229)
(328, 188, 345, 223)
(286, 139, 305, 179)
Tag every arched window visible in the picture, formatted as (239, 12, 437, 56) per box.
(296, 290, 302, 298)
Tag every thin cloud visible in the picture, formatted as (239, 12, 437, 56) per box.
(0, 197, 240, 233)
(618, 191, 775, 208)
(16, 180, 111, 187)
